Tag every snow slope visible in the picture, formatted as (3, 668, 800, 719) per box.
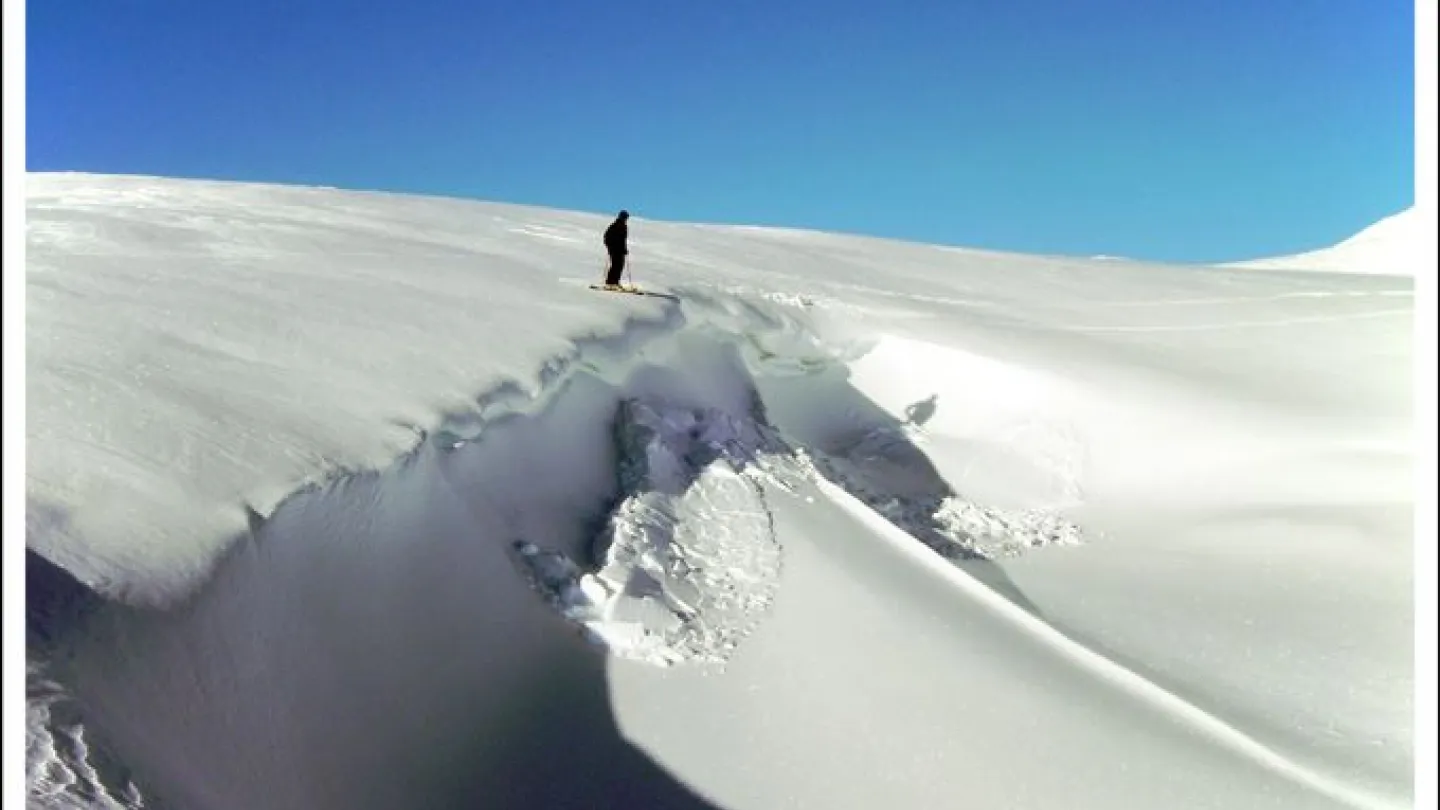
(1227, 208, 1424, 276)
(26, 173, 1415, 809)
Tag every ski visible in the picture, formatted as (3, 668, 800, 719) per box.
(589, 284, 651, 296)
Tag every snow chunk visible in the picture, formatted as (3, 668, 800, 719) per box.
(517, 397, 785, 667)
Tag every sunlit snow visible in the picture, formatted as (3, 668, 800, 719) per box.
(26, 173, 1414, 810)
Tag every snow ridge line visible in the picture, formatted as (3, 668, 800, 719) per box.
(238, 292, 691, 522)
(418, 299, 688, 449)
(818, 481, 1402, 810)
(405, 283, 857, 459)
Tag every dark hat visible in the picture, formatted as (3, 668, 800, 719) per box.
(618, 210, 630, 219)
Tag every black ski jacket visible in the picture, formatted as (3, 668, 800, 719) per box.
(604, 216, 628, 255)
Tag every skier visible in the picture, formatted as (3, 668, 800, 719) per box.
(602, 210, 630, 287)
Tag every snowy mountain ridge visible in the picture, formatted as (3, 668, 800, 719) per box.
(1227, 208, 1422, 276)
(25, 173, 1415, 810)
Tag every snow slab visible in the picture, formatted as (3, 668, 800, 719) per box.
(25, 173, 1415, 809)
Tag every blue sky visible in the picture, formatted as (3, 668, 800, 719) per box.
(27, 0, 1413, 262)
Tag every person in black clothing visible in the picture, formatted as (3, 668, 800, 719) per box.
(602, 210, 630, 286)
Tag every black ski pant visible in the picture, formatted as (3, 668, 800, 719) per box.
(604, 251, 626, 286)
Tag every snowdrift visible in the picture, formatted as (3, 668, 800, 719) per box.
(26, 174, 1415, 809)
(1227, 208, 1423, 276)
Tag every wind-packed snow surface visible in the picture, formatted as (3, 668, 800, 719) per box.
(26, 173, 1414, 809)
